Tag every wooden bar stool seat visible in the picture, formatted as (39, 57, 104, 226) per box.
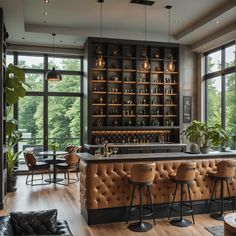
(169, 162, 196, 227)
(208, 160, 236, 221)
(126, 163, 156, 232)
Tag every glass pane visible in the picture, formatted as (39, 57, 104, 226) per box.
(18, 96, 44, 169)
(207, 76, 221, 126)
(18, 55, 44, 69)
(48, 96, 80, 149)
(207, 50, 221, 73)
(225, 73, 236, 149)
(6, 54, 13, 66)
(225, 45, 236, 68)
(48, 75, 80, 92)
(48, 57, 81, 71)
(25, 73, 44, 92)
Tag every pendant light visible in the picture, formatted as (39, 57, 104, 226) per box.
(46, 33, 62, 81)
(166, 5, 175, 72)
(95, 0, 105, 69)
(139, 0, 150, 71)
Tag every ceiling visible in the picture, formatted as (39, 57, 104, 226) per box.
(0, 0, 235, 53)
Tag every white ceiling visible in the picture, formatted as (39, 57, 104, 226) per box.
(0, 0, 235, 53)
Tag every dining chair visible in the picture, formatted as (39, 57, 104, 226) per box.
(55, 153, 79, 186)
(24, 152, 51, 186)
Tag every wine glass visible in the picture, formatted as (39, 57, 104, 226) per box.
(113, 147, 118, 156)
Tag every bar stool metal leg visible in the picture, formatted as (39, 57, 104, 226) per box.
(211, 179, 225, 221)
(169, 183, 178, 219)
(147, 185, 156, 225)
(208, 179, 217, 213)
(226, 179, 235, 212)
(187, 183, 195, 224)
(128, 184, 153, 232)
(126, 184, 136, 224)
(170, 183, 193, 227)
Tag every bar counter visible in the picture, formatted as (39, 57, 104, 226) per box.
(84, 143, 187, 154)
(79, 151, 236, 225)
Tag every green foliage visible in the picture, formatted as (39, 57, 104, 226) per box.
(5, 64, 26, 177)
(5, 64, 30, 106)
(181, 120, 202, 144)
(182, 120, 230, 148)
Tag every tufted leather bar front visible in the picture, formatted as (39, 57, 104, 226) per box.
(79, 153, 236, 224)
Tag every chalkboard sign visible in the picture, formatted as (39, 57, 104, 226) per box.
(183, 96, 192, 123)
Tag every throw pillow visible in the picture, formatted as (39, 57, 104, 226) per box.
(10, 209, 57, 235)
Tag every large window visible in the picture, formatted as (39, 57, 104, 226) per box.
(7, 53, 83, 168)
(204, 41, 236, 148)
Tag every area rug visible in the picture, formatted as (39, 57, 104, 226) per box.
(205, 226, 223, 236)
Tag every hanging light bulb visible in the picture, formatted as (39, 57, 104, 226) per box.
(46, 33, 62, 81)
(166, 5, 175, 72)
(96, 54, 105, 68)
(96, 0, 105, 69)
(139, 1, 150, 71)
(140, 56, 150, 71)
(167, 53, 175, 72)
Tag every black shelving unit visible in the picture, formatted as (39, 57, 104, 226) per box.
(84, 37, 180, 145)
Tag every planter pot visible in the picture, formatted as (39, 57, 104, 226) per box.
(7, 175, 17, 192)
(190, 143, 200, 154)
(200, 146, 211, 154)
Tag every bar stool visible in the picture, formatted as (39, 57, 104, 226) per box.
(169, 162, 196, 227)
(126, 163, 156, 232)
(208, 160, 236, 221)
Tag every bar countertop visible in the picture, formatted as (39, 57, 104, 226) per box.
(79, 150, 236, 162)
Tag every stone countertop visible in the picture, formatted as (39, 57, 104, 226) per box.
(79, 150, 236, 162)
(84, 142, 187, 148)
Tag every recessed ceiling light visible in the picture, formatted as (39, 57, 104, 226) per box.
(60, 40, 63, 43)
(45, 0, 50, 3)
(43, 20, 47, 24)
(22, 37, 25, 40)
(216, 20, 220, 24)
(44, 12, 48, 15)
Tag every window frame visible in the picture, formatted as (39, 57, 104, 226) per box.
(7, 51, 84, 151)
(204, 40, 236, 137)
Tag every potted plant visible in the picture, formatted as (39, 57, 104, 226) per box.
(5, 63, 28, 192)
(181, 120, 202, 153)
(196, 122, 229, 154)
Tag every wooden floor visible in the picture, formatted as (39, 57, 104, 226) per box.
(0, 175, 223, 236)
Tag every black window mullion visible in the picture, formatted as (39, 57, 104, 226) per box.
(44, 54, 49, 150)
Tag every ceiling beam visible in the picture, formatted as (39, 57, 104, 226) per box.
(175, 0, 236, 40)
(191, 20, 236, 52)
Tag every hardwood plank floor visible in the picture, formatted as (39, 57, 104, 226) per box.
(0, 175, 223, 236)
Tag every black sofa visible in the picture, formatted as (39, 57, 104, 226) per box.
(0, 209, 72, 235)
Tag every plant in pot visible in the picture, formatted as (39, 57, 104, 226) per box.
(5, 63, 28, 192)
(181, 120, 202, 153)
(198, 123, 230, 153)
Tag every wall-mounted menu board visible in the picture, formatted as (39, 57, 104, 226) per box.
(183, 96, 192, 123)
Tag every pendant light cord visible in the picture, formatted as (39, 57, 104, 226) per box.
(99, 0, 104, 38)
(145, 1, 147, 41)
(52, 33, 56, 68)
(168, 7, 170, 43)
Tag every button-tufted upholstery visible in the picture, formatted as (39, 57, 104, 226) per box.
(80, 158, 236, 210)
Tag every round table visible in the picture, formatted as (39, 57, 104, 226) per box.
(39, 151, 68, 183)
(224, 212, 236, 236)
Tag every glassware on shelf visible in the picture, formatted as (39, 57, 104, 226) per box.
(113, 147, 118, 155)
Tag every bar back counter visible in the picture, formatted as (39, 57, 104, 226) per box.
(79, 151, 236, 225)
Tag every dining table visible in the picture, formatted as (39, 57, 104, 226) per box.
(39, 151, 68, 183)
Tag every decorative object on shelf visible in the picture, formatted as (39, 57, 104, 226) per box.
(46, 33, 62, 81)
(139, 3, 150, 71)
(95, 0, 105, 69)
(165, 5, 175, 72)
